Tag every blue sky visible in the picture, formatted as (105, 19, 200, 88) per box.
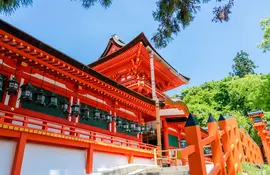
(1, 0, 270, 96)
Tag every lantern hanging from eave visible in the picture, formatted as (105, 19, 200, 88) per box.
(135, 122, 142, 133)
(48, 92, 58, 108)
(7, 77, 19, 95)
(60, 99, 69, 114)
(130, 121, 136, 132)
(122, 120, 130, 132)
(0, 74, 6, 92)
(150, 127, 156, 135)
(81, 105, 90, 120)
(93, 108, 101, 120)
(19, 83, 35, 102)
(35, 89, 46, 106)
(71, 102, 80, 117)
(145, 125, 150, 132)
(105, 113, 112, 123)
(116, 117, 122, 128)
(141, 125, 145, 133)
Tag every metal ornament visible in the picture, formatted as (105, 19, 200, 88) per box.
(71, 102, 80, 117)
(48, 93, 58, 108)
(7, 77, 19, 95)
(19, 83, 35, 102)
(60, 99, 69, 114)
(35, 89, 46, 106)
(93, 108, 101, 120)
(0, 74, 6, 92)
(80, 105, 90, 120)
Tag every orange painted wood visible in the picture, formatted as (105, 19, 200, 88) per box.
(128, 152, 134, 164)
(86, 144, 93, 174)
(11, 132, 27, 175)
(185, 125, 207, 175)
(219, 119, 236, 175)
(207, 121, 226, 175)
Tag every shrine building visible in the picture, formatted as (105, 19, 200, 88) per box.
(0, 19, 208, 175)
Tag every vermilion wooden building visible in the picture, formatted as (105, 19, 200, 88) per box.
(0, 20, 207, 175)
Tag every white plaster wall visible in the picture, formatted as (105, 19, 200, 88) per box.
(0, 139, 16, 175)
(93, 152, 128, 173)
(133, 157, 154, 165)
(21, 143, 87, 175)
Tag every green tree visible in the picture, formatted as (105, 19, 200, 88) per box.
(180, 74, 270, 146)
(0, 0, 234, 48)
(232, 51, 256, 78)
(258, 16, 270, 53)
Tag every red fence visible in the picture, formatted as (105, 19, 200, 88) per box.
(156, 114, 264, 175)
(0, 109, 157, 153)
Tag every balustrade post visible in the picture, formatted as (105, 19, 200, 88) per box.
(207, 114, 226, 175)
(184, 114, 207, 175)
(219, 115, 236, 175)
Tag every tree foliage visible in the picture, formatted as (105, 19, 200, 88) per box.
(0, 0, 235, 48)
(258, 16, 270, 53)
(180, 74, 270, 146)
(231, 51, 256, 78)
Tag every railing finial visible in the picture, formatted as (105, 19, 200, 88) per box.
(207, 113, 216, 123)
(185, 113, 199, 127)
(218, 114, 226, 121)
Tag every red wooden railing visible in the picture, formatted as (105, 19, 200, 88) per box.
(0, 109, 157, 152)
(155, 114, 264, 175)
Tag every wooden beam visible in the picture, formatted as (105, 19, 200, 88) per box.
(11, 132, 27, 175)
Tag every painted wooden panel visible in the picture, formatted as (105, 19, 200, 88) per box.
(168, 134, 178, 147)
(21, 143, 87, 175)
(0, 139, 16, 175)
(92, 152, 128, 173)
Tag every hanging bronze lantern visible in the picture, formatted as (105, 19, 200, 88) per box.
(141, 125, 145, 133)
(135, 122, 142, 133)
(71, 102, 80, 117)
(150, 127, 155, 135)
(19, 83, 35, 102)
(7, 77, 19, 95)
(80, 105, 90, 120)
(116, 117, 122, 128)
(100, 112, 106, 120)
(60, 99, 69, 114)
(130, 121, 136, 132)
(105, 113, 112, 123)
(122, 120, 130, 132)
(0, 74, 6, 92)
(35, 89, 46, 106)
(112, 116, 117, 122)
(93, 108, 101, 120)
(48, 93, 58, 108)
(145, 125, 150, 132)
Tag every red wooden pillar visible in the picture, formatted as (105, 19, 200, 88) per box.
(86, 144, 94, 174)
(11, 132, 27, 175)
(128, 152, 134, 164)
(185, 114, 207, 175)
(207, 114, 226, 175)
(219, 115, 236, 175)
(162, 119, 169, 154)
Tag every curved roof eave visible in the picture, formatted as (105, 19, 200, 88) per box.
(88, 32, 190, 83)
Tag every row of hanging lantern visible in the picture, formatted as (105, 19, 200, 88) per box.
(0, 62, 157, 135)
(77, 104, 116, 123)
(116, 117, 155, 135)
